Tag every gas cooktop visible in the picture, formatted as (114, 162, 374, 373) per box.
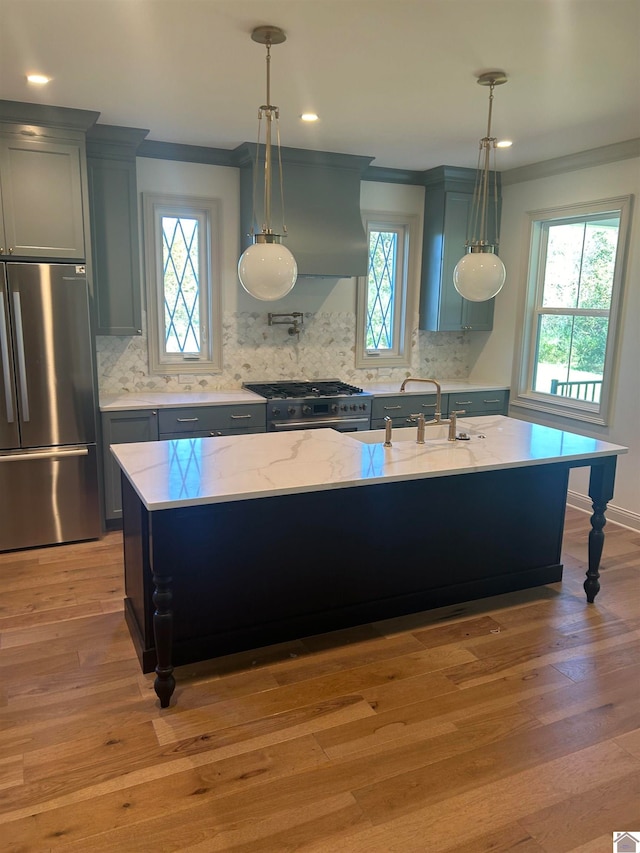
(243, 380, 368, 400)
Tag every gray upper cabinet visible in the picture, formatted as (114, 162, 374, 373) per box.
(0, 135, 86, 259)
(86, 125, 149, 335)
(419, 167, 499, 332)
(0, 100, 99, 261)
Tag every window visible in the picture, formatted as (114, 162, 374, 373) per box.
(143, 193, 222, 374)
(355, 211, 418, 368)
(513, 196, 632, 425)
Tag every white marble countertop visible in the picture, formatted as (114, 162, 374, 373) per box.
(358, 380, 509, 396)
(99, 381, 509, 411)
(111, 415, 627, 512)
(100, 389, 265, 411)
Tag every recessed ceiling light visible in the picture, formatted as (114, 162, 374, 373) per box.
(27, 74, 51, 85)
(300, 113, 319, 122)
(497, 139, 513, 148)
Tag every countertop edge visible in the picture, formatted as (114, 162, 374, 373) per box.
(99, 382, 511, 411)
(110, 416, 627, 512)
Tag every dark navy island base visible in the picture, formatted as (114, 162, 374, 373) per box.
(120, 454, 617, 708)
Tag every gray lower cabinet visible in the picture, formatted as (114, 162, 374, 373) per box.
(158, 404, 266, 438)
(447, 389, 509, 417)
(102, 404, 267, 522)
(371, 389, 508, 429)
(371, 393, 447, 430)
(102, 410, 159, 522)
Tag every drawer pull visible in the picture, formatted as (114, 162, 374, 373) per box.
(176, 417, 199, 423)
(453, 400, 473, 405)
(484, 399, 501, 404)
(420, 402, 436, 408)
(230, 413, 252, 419)
(383, 405, 402, 411)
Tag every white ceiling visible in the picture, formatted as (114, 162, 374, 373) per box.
(1, 0, 638, 172)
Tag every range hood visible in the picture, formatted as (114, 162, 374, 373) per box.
(234, 144, 374, 278)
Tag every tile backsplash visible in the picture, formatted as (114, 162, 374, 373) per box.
(96, 310, 470, 394)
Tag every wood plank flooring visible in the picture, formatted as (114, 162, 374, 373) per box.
(0, 507, 638, 852)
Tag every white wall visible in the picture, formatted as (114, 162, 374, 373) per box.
(469, 157, 640, 528)
(134, 162, 426, 316)
(100, 164, 470, 392)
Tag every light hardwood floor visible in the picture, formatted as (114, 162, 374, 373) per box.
(0, 508, 639, 852)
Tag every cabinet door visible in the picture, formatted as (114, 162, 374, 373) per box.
(102, 410, 159, 521)
(0, 137, 85, 259)
(88, 156, 142, 335)
(419, 189, 496, 332)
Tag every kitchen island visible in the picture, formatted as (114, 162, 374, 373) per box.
(112, 416, 626, 707)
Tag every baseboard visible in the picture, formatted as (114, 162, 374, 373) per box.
(566, 489, 640, 532)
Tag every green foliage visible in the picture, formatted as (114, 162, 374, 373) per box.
(538, 220, 616, 375)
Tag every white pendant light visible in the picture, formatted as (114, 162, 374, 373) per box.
(238, 26, 297, 301)
(453, 71, 508, 302)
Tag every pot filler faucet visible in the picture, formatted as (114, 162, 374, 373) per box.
(398, 377, 465, 443)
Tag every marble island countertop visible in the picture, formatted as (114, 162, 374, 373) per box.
(99, 380, 509, 411)
(111, 415, 627, 512)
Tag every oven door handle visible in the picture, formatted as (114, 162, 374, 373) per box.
(272, 418, 370, 431)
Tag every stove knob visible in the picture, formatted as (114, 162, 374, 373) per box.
(302, 405, 311, 415)
(331, 403, 339, 414)
(288, 406, 296, 416)
(272, 407, 281, 416)
(350, 404, 356, 411)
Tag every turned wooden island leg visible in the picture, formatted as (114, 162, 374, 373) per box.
(584, 457, 617, 604)
(152, 567, 175, 707)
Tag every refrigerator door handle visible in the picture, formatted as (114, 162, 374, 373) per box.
(0, 299, 15, 423)
(0, 446, 89, 463)
(11, 292, 30, 422)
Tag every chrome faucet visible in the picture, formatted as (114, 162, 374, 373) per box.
(409, 413, 426, 444)
(447, 410, 465, 441)
(383, 416, 393, 447)
(399, 377, 442, 422)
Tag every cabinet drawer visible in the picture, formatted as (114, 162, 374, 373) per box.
(159, 426, 266, 440)
(371, 393, 447, 423)
(448, 390, 508, 416)
(158, 404, 266, 435)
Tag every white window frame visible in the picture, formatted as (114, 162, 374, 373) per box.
(511, 195, 632, 426)
(355, 211, 418, 368)
(143, 192, 223, 375)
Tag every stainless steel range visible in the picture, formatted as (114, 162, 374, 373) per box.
(243, 380, 372, 432)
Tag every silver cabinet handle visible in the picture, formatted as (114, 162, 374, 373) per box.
(420, 402, 436, 408)
(382, 405, 402, 411)
(176, 417, 199, 423)
(453, 400, 473, 405)
(230, 413, 252, 419)
(0, 446, 88, 462)
(12, 292, 29, 422)
(484, 399, 500, 404)
(0, 299, 14, 423)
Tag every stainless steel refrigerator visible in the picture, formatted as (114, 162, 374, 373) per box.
(0, 262, 100, 551)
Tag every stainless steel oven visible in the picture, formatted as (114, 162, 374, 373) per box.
(243, 380, 372, 432)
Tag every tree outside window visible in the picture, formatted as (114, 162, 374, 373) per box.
(513, 196, 632, 425)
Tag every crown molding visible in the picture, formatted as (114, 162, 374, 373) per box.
(502, 138, 640, 186)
